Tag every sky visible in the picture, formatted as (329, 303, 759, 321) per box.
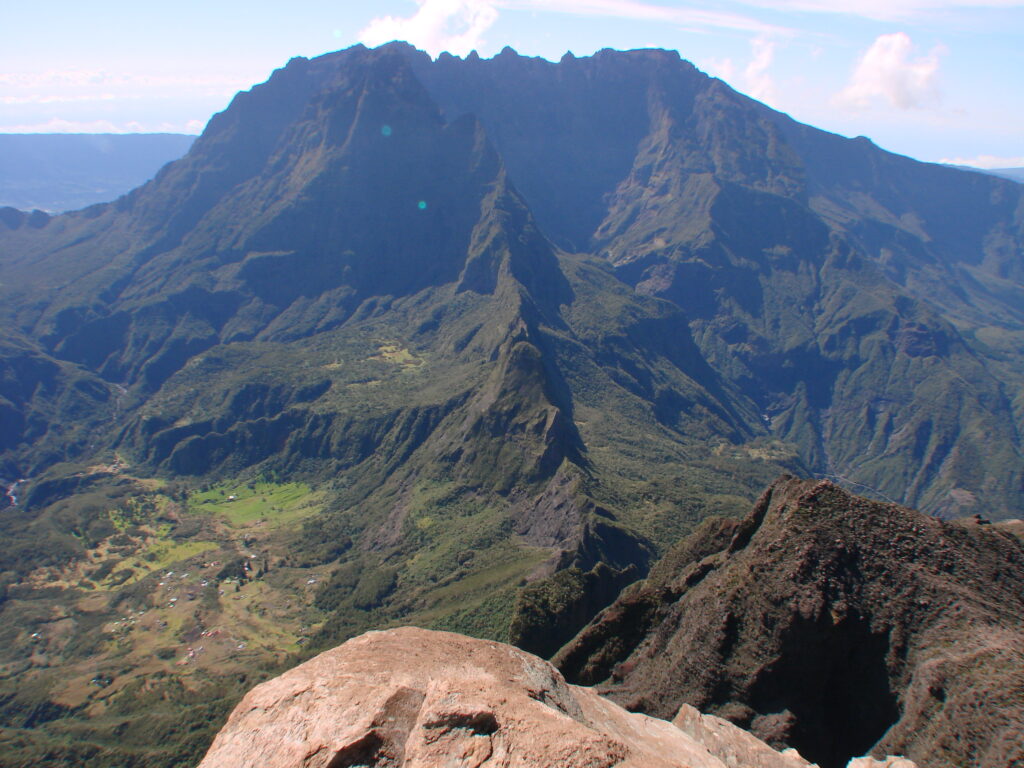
(1, 1, 1022, 168)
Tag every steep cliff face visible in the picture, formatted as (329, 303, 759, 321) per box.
(404, 44, 1024, 519)
(556, 477, 1024, 768)
(0, 333, 115, 475)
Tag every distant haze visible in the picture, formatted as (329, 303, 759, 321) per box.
(0, 133, 195, 212)
(991, 167, 1024, 183)
(3, 3, 1024, 166)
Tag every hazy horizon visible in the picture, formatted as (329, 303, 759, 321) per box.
(2, 2, 1022, 168)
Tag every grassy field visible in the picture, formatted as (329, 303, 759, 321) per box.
(189, 482, 324, 528)
(369, 342, 422, 367)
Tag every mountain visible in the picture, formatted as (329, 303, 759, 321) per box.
(945, 164, 1024, 184)
(407, 45, 1024, 520)
(0, 134, 195, 212)
(4, 45, 1022, 521)
(0, 43, 1022, 767)
(556, 477, 1024, 768)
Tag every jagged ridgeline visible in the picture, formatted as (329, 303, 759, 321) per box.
(556, 477, 1024, 768)
(0, 42, 1022, 766)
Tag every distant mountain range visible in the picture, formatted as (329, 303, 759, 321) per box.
(0, 133, 195, 212)
(944, 163, 1024, 184)
(1, 43, 1022, 768)
(988, 166, 1024, 183)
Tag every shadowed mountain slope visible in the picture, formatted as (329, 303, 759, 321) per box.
(395, 43, 1024, 519)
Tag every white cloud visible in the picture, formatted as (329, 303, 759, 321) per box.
(0, 118, 122, 134)
(0, 70, 249, 99)
(699, 37, 780, 108)
(359, 0, 500, 57)
(743, 37, 778, 106)
(357, 0, 790, 57)
(0, 93, 118, 105)
(702, 57, 737, 83)
(0, 118, 204, 134)
(939, 154, 1024, 169)
(736, 0, 1024, 22)
(834, 33, 945, 110)
(505, 0, 788, 34)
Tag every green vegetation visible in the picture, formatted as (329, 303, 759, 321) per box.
(107, 540, 217, 588)
(189, 482, 324, 529)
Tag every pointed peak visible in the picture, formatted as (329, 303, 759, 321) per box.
(369, 40, 432, 64)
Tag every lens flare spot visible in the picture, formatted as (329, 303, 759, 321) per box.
(381, 125, 392, 137)
(417, 200, 427, 210)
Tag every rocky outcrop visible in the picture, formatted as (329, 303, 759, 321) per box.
(555, 476, 1024, 768)
(673, 704, 813, 768)
(197, 626, 834, 768)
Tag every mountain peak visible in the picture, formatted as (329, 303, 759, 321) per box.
(556, 476, 1024, 768)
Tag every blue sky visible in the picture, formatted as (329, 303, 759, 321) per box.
(1, 1, 1021, 167)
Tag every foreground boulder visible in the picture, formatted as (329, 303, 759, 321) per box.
(555, 477, 1024, 768)
(197, 626, 834, 768)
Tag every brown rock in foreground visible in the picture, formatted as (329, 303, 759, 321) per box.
(196, 626, 819, 768)
(555, 477, 1024, 768)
